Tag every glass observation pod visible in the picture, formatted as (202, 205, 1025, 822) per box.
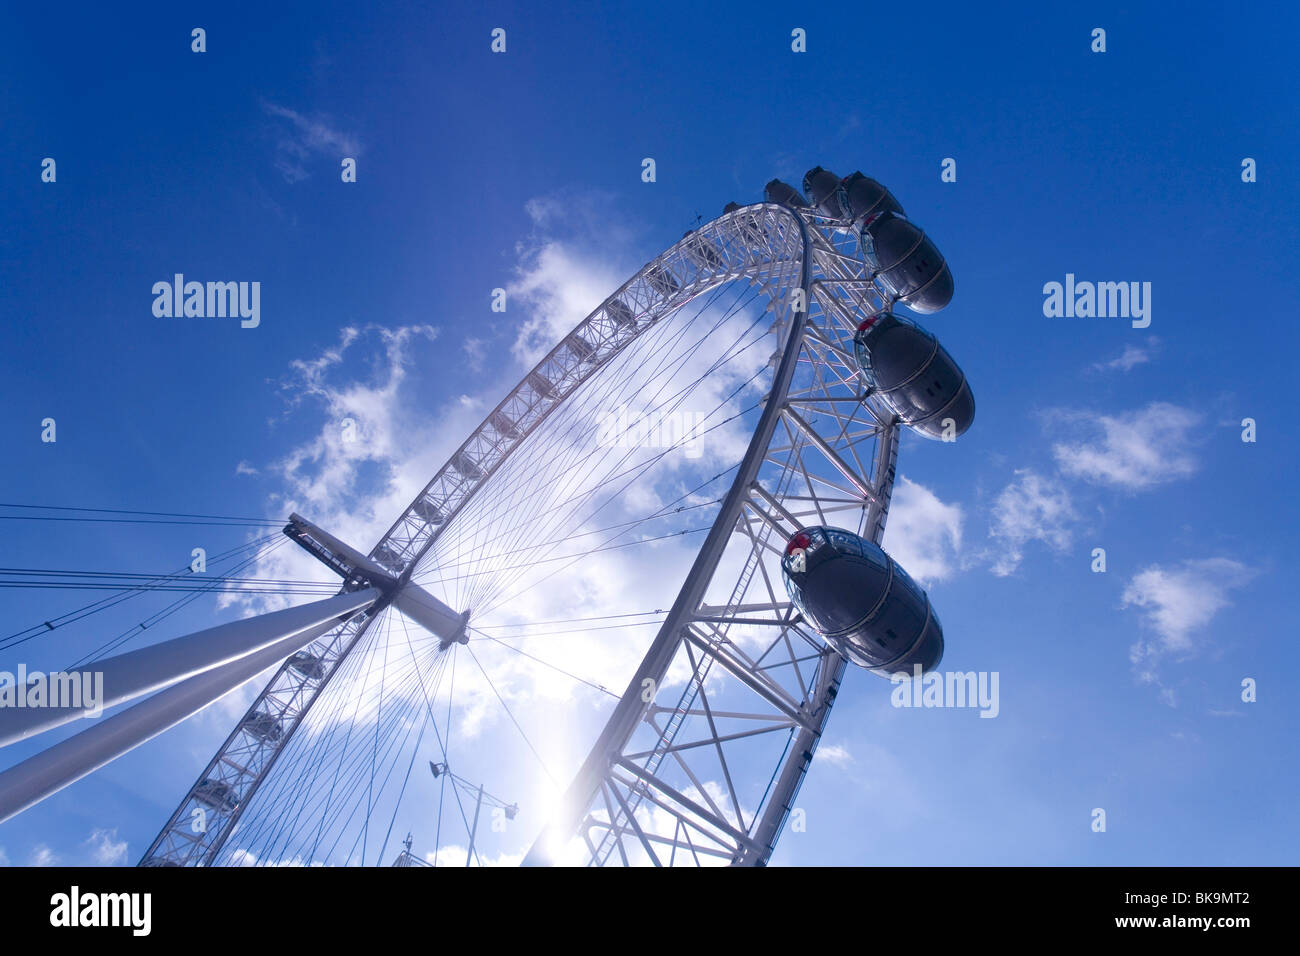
(606, 297, 637, 331)
(802, 166, 846, 219)
(569, 333, 598, 364)
(527, 370, 557, 402)
(681, 229, 725, 272)
(645, 264, 679, 298)
(722, 200, 771, 252)
(288, 650, 326, 681)
(490, 409, 523, 442)
(193, 778, 239, 813)
(853, 311, 975, 440)
(241, 711, 284, 743)
(838, 171, 905, 224)
(860, 210, 954, 314)
(763, 178, 810, 209)
(373, 542, 407, 573)
(412, 497, 445, 525)
(451, 450, 486, 482)
(780, 526, 944, 677)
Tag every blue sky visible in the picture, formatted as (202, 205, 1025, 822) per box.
(1, 0, 1298, 866)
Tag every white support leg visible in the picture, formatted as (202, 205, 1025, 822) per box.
(0, 588, 382, 748)
(0, 592, 379, 824)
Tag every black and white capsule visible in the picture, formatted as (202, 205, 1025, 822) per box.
(781, 526, 943, 677)
(860, 211, 954, 314)
(853, 311, 974, 440)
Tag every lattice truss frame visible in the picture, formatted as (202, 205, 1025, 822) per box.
(142, 203, 902, 867)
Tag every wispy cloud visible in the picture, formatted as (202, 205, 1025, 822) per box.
(29, 844, 57, 866)
(84, 828, 128, 866)
(1048, 401, 1201, 490)
(262, 101, 361, 184)
(506, 236, 625, 367)
(1122, 557, 1256, 684)
(883, 476, 964, 584)
(220, 322, 446, 617)
(987, 469, 1076, 576)
(462, 336, 488, 372)
(1089, 338, 1159, 374)
(817, 743, 853, 767)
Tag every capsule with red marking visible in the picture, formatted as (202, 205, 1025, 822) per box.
(853, 311, 974, 440)
(781, 526, 943, 677)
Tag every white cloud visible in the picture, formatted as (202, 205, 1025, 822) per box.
(987, 469, 1076, 576)
(425, 845, 524, 867)
(462, 336, 488, 373)
(235, 460, 259, 476)
(503, 192, 647, 367)
(84, 828, 128, 866)
(817, 743, 853, 767)
(1050, 402, 1200, 490)
(1089, 339, 1158, 374)
(506, 241, 626, 366)
(1122, 558, 1255, 683)
(219, 322, 450, 618)
(262, 102, 361, 183)
(29, 845, 57, 866)
(882, 476, 964, 584)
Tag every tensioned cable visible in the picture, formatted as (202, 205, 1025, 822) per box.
(0, 532, 283, 653)
(232, 618, 439, 864)
(458, 316, 775, 618)
(477, 618, 667, 641)
(0, 582, 338, 594)
(206, 607, 405, 862)
(0, 502, 284, 527)
(473, 609, 667, 629)
(435, 646, 457, 865)
(375, 612, 473, 867)
(426, 281, 745, 612)
(424, 277, 768, 615)
(0, 569, 339, 585)
(220, 614, 479, 866)
(469, 625, 617, 698)
(457, 287, 770, 613)
(70, 536, 293, 668)
(471, 372, 768, 621)
(429, 283, 745, 614)
(416, 364, 764, 617)
(466, 644, 556, 786)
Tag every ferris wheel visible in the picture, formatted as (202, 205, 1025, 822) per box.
(0, 166, 974, 867)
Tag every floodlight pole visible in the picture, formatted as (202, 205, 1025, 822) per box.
(467, 783, 484, 867)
